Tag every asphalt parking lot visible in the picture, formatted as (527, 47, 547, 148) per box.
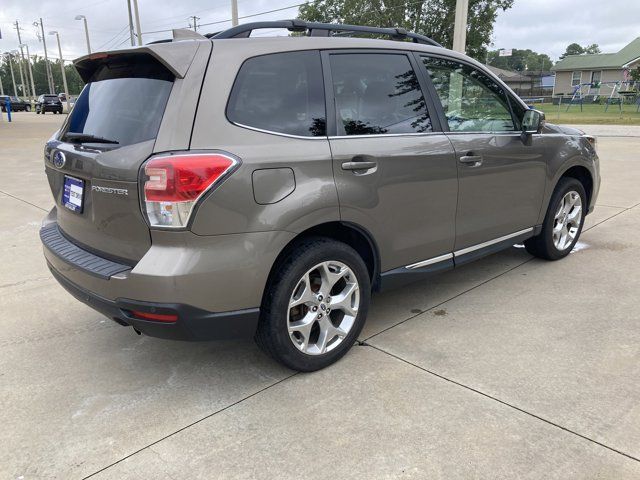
(1, 113, 639, 479)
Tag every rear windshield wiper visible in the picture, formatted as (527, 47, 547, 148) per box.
(63, 133, 119, 144)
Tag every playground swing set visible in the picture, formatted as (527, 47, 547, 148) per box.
(562, 80, 640, 113)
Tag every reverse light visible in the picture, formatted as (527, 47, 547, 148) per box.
(143, 153, 238, 228)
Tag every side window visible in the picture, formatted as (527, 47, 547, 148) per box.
(227, 51, 326, 137)
(422, 57, 517, 133)
(329, 53, 432, 136)
(572, 71, 582, 87)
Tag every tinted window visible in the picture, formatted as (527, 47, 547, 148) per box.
(61, 58, 173, 147)
(422, 57, 517, 132)
(330, 53, 432, 136)
(227, 51, 326, 137)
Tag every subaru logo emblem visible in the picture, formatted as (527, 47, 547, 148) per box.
(53, 151, 66, 169)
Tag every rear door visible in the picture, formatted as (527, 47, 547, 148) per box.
(419, 55, 547, 252)
(45, 45, 209, 262)
(325, 50, 458, 273)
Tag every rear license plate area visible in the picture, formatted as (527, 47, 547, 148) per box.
(62, 175, 84, 213)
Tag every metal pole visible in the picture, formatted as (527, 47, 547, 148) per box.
(24, 45, 37, 101)
(190, 16, 200, 31)
(131, 0, 143, 46)
(53, 33, 70, 112)
(14, 22, 30, 99)
(0, 68, 4, 95)
(6, 54, 18, 97)
(126, 0, 135, 46)
(452, 0, 469, 53)
(231, 0, 239, 26)
(76, 16, 92, 54)
(37, 18, 55, 94)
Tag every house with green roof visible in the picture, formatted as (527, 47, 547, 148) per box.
(551, 37, 640, 96)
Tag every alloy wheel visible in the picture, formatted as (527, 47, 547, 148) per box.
(287, 260, 360, 355)
(553, 190, 582, 251)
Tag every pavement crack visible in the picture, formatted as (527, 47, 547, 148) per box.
(0, 188, 49, 212)
(364, 257, 535, 342)
(81, 372, 299, 479)
(366, 343, 640, 464)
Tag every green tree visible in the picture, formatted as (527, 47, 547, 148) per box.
(1, 55, 84, 98)
(297, 0, 514, 60)
(560, 42, 601, 59)
(487, 48, 553, 71)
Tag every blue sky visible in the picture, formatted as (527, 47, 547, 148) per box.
(1, 0, 638, 61)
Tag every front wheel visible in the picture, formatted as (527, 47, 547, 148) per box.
(256, 238, 371, 372)
(525, 177, 586, 260)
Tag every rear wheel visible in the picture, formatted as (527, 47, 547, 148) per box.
(25, 105, 31, 112)
(256, 237, 370, 372)
(525, 177, 586, 260)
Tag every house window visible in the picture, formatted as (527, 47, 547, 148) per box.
(571, 71, 582, 87)
(591, 71, 602, 84)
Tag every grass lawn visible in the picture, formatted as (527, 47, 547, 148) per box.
(533, 102, 640, 125)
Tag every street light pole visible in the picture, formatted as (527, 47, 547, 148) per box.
(49, 31, 70, 112)
(20, 44, 37, 101)
(452, 0, 469, 53)
(126, 0, 135, 46)
(5, 53, 19, 97)
(231, 0, 239, 26)
(75, 15, 92, 54)
(131, 0, 143, 46)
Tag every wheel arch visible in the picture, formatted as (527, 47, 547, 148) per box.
(559, 165, 594, 207)
(263, 221, 381, 300)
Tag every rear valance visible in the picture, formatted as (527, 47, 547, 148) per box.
(74, 40, 202, 81)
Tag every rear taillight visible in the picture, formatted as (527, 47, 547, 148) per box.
(142, 153, 238, 228)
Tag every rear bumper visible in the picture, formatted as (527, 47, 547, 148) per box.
(41, 209, 295, 340)
(48, 263, 259, 340)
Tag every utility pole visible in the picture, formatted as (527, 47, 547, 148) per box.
(13, 21, 30, 100)
(6, 53, 19, 97)
(126, 0, 135, 46)
(189, 16, 200, 32)
(131, 0, 143, 46)
(20, 44, 37, 100)
(231, 0, 239, 26)
(75, 15, 91, 54)
(452, 0, 469, 53)
(49, 31, 70, 112)
(35, 19, 55, 94)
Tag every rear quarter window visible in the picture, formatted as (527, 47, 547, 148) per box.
(226, 51, 326, 137)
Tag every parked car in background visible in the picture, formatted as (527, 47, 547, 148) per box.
(40, 21, 600, 372)
(0, 95, 32, 112)
(36, 94, 63, 114)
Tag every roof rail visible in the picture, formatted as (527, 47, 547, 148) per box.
(206, 20, 442, 47)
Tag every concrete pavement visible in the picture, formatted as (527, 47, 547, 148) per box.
(1, 114, 639, 479)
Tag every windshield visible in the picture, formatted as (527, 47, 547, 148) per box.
(62, 60, 173, 147)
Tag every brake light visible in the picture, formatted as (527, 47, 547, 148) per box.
(130, 310, 178, 322)
(143, 153, 238, 228)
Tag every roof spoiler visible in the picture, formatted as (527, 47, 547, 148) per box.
(73, 39, 201, 81)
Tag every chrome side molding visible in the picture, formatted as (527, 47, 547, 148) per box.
(404, 227, 534, 270)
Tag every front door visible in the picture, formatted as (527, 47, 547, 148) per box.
(420, 56, 547, 252)
(325, 51, 458, 273)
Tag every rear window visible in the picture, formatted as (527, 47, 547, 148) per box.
(61, 56, 174, 147)
(227, 51, 326, 137)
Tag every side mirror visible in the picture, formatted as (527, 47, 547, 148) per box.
(521, 109, 545, 144)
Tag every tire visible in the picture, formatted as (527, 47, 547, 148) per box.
(525, 177, 587, 260)
(25, 105, 31, 112)
(256, 237, 371, 372)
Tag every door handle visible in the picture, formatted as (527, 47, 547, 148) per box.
(459, 154, 483, 167)
(341, 161, 377, 171)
